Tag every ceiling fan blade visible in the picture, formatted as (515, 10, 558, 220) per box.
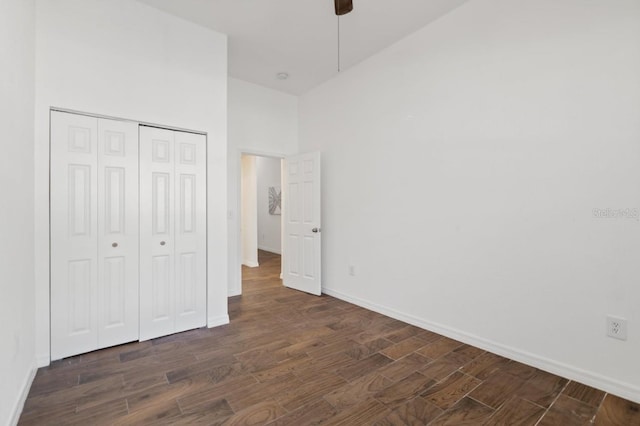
(335, 0, 353, 16)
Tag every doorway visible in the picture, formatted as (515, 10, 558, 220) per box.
(240, 154, 284, 292)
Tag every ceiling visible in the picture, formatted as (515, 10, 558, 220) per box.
(137, 0, 469, 95)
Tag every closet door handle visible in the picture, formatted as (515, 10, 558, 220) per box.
(112, 242, 118, 248)
(160, 241, 166, 246)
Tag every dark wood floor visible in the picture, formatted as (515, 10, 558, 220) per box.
(19, 250, 640, 425)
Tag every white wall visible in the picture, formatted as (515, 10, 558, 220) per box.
(257, 156, 282, 254)
(228, 78, 298, 295)
(0, 0, 36, 423)
(241, 155, 259, 267)
(300, 0, 640, 402)
(34, 0, 229, 365)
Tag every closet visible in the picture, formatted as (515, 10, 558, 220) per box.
(50, 111, 207, 360)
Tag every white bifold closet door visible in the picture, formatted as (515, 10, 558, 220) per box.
(50, 111, 139, 360)
(139, 126, 207, 341)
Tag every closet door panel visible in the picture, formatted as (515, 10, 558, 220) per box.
(51, 111, 99, 360)
(97, 119, 139, 348)
(139, 126, 176, 341)
(174, 132, 207, 332)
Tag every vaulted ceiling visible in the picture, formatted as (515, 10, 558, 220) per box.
(137, 0, 469, 95)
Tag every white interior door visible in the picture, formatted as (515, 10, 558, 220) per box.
(283, 152, 322, 296)
(51, 111, 99, 360)
(51, 112, 141, 360)
(139, 126, 207, 341)
(173, 131, 207, 333)
(139, 126, 175, 340)
(96, 118, 139, 348)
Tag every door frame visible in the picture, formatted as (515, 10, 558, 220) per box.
(233, 148, 285, 296)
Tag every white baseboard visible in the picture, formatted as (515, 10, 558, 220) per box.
(228, 288, 242, 297)
(257, 245, 281, 255)
(10, 362, 37, 426)
(36, 353, 50, 368)
(322, 287, 640, 404)
(208, 314, 230, 328)
(242, 260, 259, 268)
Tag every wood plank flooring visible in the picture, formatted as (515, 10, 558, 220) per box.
(19, 251, 640, 425)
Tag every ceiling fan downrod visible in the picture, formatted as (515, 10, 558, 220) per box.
(334, 0, 352, 72)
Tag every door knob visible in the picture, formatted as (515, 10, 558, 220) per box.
(112, 242, 118, 248)
(160, 241, 166, 246)
(312, 228, 321, 233)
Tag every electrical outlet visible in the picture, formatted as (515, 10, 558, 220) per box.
(607, 316, 628, 341)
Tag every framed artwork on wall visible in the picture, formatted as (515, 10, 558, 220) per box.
(269, 186, 281, 215)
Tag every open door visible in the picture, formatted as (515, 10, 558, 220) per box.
(283, 152, 321, 295)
